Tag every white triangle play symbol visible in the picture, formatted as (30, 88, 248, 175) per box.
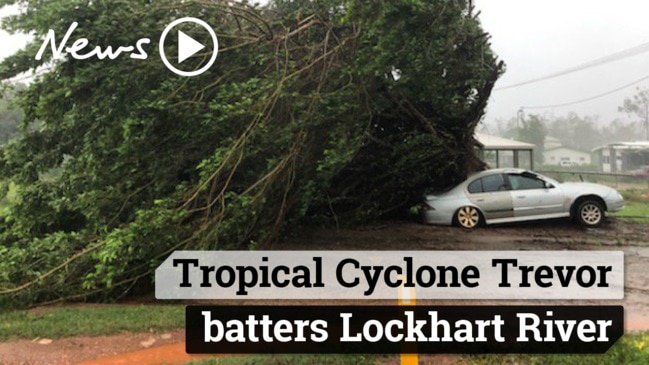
(178, 30, 205, 63)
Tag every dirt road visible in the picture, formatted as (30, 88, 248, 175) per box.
(279, 218, 649, 324)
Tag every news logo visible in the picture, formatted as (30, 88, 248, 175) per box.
(158, 17, 218, 77)
(34, 17, 218, 77)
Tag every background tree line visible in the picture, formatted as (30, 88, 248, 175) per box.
(487, 87, 649, 164)
(495, 113, 641, 150)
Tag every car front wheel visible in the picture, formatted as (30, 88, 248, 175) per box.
(576, 200, 604, 227)
(456, 206, 481, 229)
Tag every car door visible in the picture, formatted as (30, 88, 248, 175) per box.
(506, 173, 564, 217)
(466, 173, 514, 220)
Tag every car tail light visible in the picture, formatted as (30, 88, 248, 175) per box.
(421, 202, 434, 211)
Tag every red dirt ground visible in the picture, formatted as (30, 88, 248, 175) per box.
(0, 330, 184, 365)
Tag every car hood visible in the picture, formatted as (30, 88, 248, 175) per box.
(559, 182, 617, 197)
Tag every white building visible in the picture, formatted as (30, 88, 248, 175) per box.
(592, 142, 649, 173)
(543, 146, 591, 166)
(544, 136, 562, 150)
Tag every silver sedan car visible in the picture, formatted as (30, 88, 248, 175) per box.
(421, 168, 624, 229)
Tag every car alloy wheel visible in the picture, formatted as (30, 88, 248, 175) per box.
(578, 200, 604, 227)
(457, 206, 481, 229)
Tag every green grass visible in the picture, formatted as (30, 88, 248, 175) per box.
(611, 189, 649, 222)
(464, 332, 649, 365)
(0, 304, 185, 341)
(612, 201, 649, 221)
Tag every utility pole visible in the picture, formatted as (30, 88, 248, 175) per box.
(516, 108, 525, 139)
(644, 103, 649, 141)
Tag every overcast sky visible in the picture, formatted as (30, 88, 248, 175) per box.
(475, 0, 649, 130)
(2, 1, 649, 131)
(0, 5, 29, 61)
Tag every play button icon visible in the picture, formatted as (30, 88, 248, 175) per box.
(159, 17, 219, 77)
(178, 31, 205, 63)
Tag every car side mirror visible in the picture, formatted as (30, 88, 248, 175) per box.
(545, 182, 555, 189)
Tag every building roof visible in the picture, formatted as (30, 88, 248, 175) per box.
(544, 146, 589, 154)
(592, 141, 649, 152)
(475, 133, 535, 150)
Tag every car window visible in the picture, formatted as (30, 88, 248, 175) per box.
(508, 174, 545, 190)
(481, 174, 507, 193)
(467, 179, 483, 194)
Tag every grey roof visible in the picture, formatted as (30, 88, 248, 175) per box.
(592, 141, 649, 152)
(475, 133, 536, 150)
(544, 146, 590, 154)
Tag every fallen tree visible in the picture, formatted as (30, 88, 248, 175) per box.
(0, 0, 503, 306)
